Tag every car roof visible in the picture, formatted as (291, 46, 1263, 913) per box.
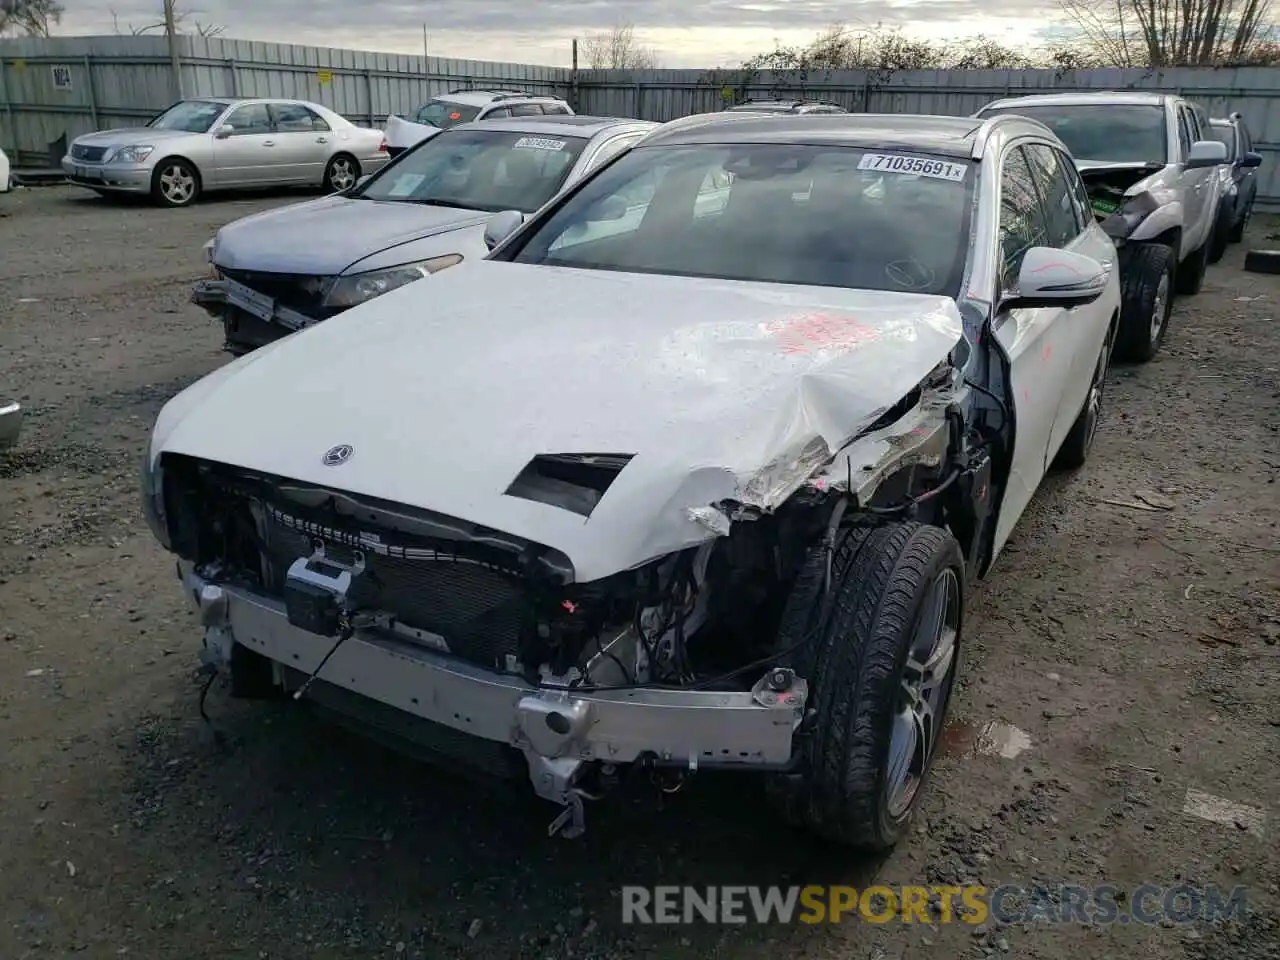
(639, 113, 985, 158)
(450, 115, 657, 138)
(433, 89, 567, 107)
(980, 90, 1171, 110)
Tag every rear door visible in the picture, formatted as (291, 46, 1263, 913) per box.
(210, 102, 276, 187)
(267, 102, 331, 184)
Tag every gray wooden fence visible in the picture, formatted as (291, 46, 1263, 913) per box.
(3, 35, 1280, 207)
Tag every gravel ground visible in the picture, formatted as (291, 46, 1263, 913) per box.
(1, 184, 1278, 960)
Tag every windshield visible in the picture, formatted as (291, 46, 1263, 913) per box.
(356, 128, 588, 213)
(1209, 123, 1237, 158)
(507, 143, 974, 296)
(414, 99, 483, 129)
(148, 99, 227, 134)
(981, 104, 1167, 164)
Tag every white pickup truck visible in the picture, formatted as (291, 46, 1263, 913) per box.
(384, 89, 574, 157)
(976, 92, 1227, 363)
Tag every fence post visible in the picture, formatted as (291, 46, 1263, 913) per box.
(226, 59, 238, 97)
(364, 68, 374, 126)
(0, 60, 14, 154)
(633, 82, 642, 119)
(82, 55, 99, 128)
(570, 39, 579, 111)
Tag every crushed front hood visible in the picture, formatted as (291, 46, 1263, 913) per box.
(154, 262, 963, 580)
(212, 196, 491, 275)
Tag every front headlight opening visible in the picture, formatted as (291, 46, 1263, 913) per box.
(325, 254, 463, 308)
(115, 145, 155, 163)
(140, 451, 170, 550)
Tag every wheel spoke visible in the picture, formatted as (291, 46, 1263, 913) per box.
(886, 708, 917, 808)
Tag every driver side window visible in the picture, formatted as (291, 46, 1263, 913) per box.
(224, 103, 272, 136)
(998, 146, 1050, 290)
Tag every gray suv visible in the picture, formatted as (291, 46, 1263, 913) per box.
(976, 92, 1227, 363)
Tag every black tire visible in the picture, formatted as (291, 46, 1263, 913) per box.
(150, 157, 200, 208)
(1175, 232, 1209, 295)
(1244, 249, 1280, 276)
(1207, 203, 1231, 265)
(767, 522, 965, 850)
(323, 154, 359, 193)
(1115, 243, 1174, 364)
(1229, 201, 1251, 243)
(1054, 320, 1113, 469)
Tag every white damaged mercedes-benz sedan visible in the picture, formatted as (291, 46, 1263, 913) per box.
(143, 112, 1120, 848)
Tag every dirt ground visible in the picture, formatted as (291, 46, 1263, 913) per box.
(1, 184, 1277, 960)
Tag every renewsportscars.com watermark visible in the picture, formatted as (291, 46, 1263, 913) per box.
(621, 884, 1249, 925)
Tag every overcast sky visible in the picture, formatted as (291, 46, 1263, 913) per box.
(62, 1, 1060, 67)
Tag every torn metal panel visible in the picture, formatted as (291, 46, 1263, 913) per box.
(154, 260, 964, 582)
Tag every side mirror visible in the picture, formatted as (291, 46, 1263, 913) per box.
(483, 209, 524, 251)
(214, 124, 234, 139)
(1241, 151, 1263, 169)
(1186, 139, 1228, 168)
(1006, 247, 1109, 310)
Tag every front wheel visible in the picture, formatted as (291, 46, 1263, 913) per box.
(1115, 242, 1174, 364)
(1208, 203, 1231, 265)
(767, 522, 965, 850)
(1175, 231, 1210, 295)
(150, 158, 200, 207)
(323, 154, 359, 193)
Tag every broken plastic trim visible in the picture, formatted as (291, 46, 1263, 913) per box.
(504, 453, 636, 517)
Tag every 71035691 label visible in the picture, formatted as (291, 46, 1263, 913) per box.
(857, 153, 968, 181)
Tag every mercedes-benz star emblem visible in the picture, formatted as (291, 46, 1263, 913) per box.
(322, 444, 354, 466)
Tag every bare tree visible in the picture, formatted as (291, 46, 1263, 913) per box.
(112, 1, 225, 38)
(579, 23, 659, 69)
(0, 0, 64, 36)
(1058, 0, 1276, 65)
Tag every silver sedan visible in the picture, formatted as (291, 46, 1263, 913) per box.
(61, 97, 390, 207)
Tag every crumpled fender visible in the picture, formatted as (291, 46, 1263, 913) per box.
(1126, 198, 1185, 245)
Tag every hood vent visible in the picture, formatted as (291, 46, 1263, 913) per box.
(504, 453, 635, 517)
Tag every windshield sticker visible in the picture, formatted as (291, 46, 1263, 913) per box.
(513, 136, 567, 152)
(385, 173, 425, 197)
(449, 111, 462, 120)
(857, 153, 968, 182)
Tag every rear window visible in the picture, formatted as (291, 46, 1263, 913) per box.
(356, 128, 588, 213)
(414, 99, 482, 129)
(980, 103, 1168, 164)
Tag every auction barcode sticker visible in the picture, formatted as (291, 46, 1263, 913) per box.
(513, 136, 566, 151)
(857, 153, 968, 181)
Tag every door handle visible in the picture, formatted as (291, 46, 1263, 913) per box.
(316, 136, 328, 143)
(263, 140, 275, 147)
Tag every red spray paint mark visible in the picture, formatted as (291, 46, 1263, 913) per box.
(765, 311, 879, 355)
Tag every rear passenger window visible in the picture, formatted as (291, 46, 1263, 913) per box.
(507, 103, 543, 117)
(998, 146, 1050, 289)
(542, 104, 572, 115)
(1024, 144, 1084, 246)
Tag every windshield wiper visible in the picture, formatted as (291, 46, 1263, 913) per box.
(407, 198, 479, 210)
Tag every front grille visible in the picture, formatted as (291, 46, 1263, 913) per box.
(71, 144, 107, 162)
(262, 506, 527, 670)
(218, 267, 333, 317)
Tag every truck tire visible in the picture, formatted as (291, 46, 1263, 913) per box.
(1115, 243, 1174, 364)
(1229, 201, 1252, 243)
(767, 522, 965, 850)
(1054, 320, 1113, 469)
(1243, 249, 1280, 275)
(1175, 232, 1209, 295)
(1208, 202, 1231, 265)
